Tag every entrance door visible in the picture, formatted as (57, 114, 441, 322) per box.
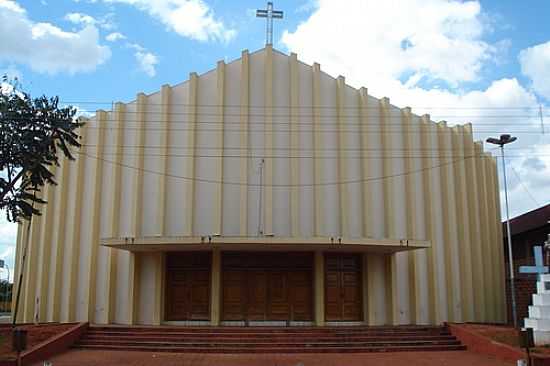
(221, 252, 313, 322)
(165, 252, 211, 321)
(325, 253, 363, 321)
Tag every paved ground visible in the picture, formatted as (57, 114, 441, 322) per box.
(35, 350, 514, 365)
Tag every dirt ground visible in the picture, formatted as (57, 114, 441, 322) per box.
(34, 350, 514, 366)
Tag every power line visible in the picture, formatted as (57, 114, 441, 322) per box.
(76, 150, 491, 187)
(70, 126, 550, 134)
(510, 164, 541, 207)
(76, 151, 550, 160)
(5, 114, 546, 124)
(86, 144, 500, 152)
(59, 100, 544, 110)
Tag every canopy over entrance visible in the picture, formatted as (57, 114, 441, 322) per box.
(101, 236, 430, 253)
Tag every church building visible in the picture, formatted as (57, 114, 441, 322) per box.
(13, 46, 506, 327)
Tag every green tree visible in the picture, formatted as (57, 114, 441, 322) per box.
(0, 76, 84, 223)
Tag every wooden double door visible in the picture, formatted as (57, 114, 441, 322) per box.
(325, 253, 363, 321)
(222, 252, 313, 321)
(165, 252, 211, 321)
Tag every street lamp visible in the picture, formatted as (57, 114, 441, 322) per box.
(486, 134, 517, 327)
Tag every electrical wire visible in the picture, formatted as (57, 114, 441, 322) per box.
(510, 164, 541, 208)
(76, 150, 490, 187)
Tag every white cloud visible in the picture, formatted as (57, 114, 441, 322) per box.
(281, 0, 550, 218)
(0, 0, 111, 74)
(126, 42, 158, 76)
(134, 50, 158, 77)
(65, 12, 96, 26)
(106, 31, 126, 41)
(64, 11, 116, 31)
(519, 41, 550, 100)
(104, 0, 236, 42)
(282, 0, 497, 90)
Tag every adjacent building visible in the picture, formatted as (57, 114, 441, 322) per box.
(504, 204, 550, 325)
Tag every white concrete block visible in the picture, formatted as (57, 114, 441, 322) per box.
(533, 294, 550, 306)
(525, 318, 550, 331)
(529, 305, 550, 319)
(537, 280, 550, 294)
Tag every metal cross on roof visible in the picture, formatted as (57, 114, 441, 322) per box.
(519, 246, 549, 279)
(256, 2, 283, 46)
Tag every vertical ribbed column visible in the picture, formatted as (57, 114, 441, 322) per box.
(314, 251, 324, 326)
(88, 111, 106, 322)
(483, 153, 502, 322)
(153, 253, 164, 325)
(452, 125, 474, 321)
(17, 222, 30, 323)
(289, 53, 300, 237)
(215, 61, 225, 235)
(366, 255, 377, 324)
(379, 97, 397, 324)
(402, 107, 417, 324)
(420, 115, 439, 324)
(37, 164, 57, 321)
(23, 193, 43, 322)
(336, 76, 348, 236)
(463, 127, 485, 322)
(105, 103, 124, 323)
(359, 89, 375, 324)
(128, 254, 140, 324)
(437, 122, 460, 322)
(492, 158, 506, 322)
(358, 88, 371, 237)
(264, 45, 274, 235)
(51, 156, 70, 322)
(476, 143, 494, 321)
(239, 50, 249, 235)
(13, 223, 23, 322)
(67, 127, 88, 321)
(210, 249, 221, 325)
(380, 97, 394, 238)
(129, 93, 146, 324)
(186, 73, 198, 235)
(312, 63, 323, 236)
(158, 85, 171, 235)
(465, 139, 487, 322)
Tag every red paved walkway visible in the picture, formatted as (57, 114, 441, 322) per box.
(34, 350, 514, 365)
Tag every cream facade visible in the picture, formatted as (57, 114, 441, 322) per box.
(13, 46, 505, 326)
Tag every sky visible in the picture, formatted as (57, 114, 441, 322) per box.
(1, 0, 550, 280)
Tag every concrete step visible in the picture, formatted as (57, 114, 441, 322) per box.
(81, 334, 457, 343)
(74, 343, 467, 353)
(84, 331, 450, 338)
(75, 325, 465, 353)
(88, 325, 447, 333)
(77, 339, 461, 347)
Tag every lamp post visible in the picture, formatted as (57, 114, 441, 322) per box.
(486, 134, 518, 327)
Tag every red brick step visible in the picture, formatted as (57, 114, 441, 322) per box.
(74, 325, 466, 353)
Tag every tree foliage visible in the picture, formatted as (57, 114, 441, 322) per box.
(0, 76, 84, 222)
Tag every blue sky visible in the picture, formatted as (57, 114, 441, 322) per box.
(1, 0, 550, 279)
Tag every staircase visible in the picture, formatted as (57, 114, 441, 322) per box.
(74, 325, 466, 353)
